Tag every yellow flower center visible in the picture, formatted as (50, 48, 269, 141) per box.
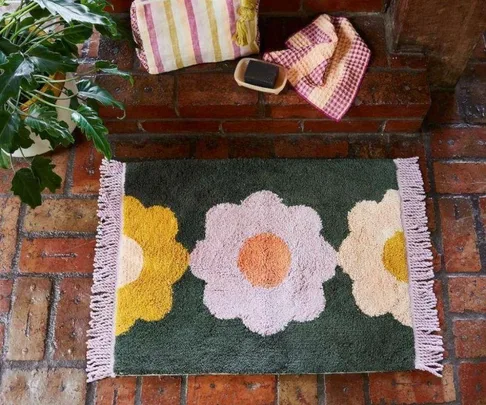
(382, 231, 408, 282)
(238, 233, 291, 288)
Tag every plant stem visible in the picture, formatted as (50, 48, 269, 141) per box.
(23, 91, 75, 114)
(0, 3, 38, 35)
(33, 89, 78, 101)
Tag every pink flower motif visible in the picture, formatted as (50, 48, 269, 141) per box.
(190, 191, 337, 336)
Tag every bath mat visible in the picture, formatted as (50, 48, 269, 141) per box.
(87, 158, 443, 382)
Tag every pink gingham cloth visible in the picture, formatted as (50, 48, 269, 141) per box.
(263, 15, 370, 121)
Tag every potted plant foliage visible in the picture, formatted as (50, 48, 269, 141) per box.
(0, 0, 132, 207)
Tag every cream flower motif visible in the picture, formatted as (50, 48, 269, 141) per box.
(338, 190, 413, 327)
(190, 191, 337, 336)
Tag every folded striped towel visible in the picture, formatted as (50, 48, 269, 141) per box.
(131, 0, 260, 74)
(264, 15, 371, 121)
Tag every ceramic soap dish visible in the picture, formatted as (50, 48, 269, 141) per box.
(234, 58, 287, 95)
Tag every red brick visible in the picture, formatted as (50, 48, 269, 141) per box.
(140, 376, 181, 405)
(229, 137, 275, 158)
(472, 32, 486, 60)
(7, 278, 51, 360)
(72, 141, 103, 194)
(24, 199, 98, 233)
(350, 15, 388, 67)
(0, 323, 4, 353)
(223, 120, 301, 133)
(54, 278, 92, 361)
(260, 0, 301, 12)
(325, 374, 365, 405)
(433, 281, 448, 358)
(275, 136, 349, 158)
(195, 137, 230, 159)
(448, 277, 486, 313)
(186, 375, 276, 405)
(86, 31, 100, 58)
(97, 75, 176, 119)
(304, 0, 383, 12)
(348, 136, 388, 158)
(0, 197, 20, 272)
(107, 0, 132, 12)
(439, 198, 481, 272)
(383, 120, 422, 133)
(97, 37, 134, 71)
(0, 280, 12, 315)
(389, 54, 428, 70)
(44, 149, 69, 194)
(115, 139, 193, 159)
(431, 127, 486, 158)
(454, 320, 486, 358)
(434, 162, 486, 194)
(279, 375, 318, 405)
(0, 369, 86, 405)
(178, 73, 259, 118)
(265, 71, 430, 119)
(369, 364, 456, 404)
(105, 120, 140, 134)
(20, 238, 95, 274)
(141, 120, 220, 133)
(304, 120, 381, 133)
(426, 91, 462, 124)
(459, 362, 486, 405)
(457, 64, 486, 125)
(96, 377, 137, 405)
(426, 198, 436, 232)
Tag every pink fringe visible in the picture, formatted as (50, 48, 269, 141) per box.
(395, 158, 444, 377)
(86, 159, 126, 382)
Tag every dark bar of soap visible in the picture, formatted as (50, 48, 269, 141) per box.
(244, 60, 279, 89)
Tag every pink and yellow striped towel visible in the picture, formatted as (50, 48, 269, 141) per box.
(131, 0, 260, 74)
(264, 15, 371, 121)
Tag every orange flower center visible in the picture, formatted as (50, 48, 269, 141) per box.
(237, 233, 291, 288)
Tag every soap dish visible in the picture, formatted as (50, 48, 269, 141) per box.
(234, 58, 287, 95)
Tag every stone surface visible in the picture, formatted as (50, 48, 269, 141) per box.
(459, 363, 486, 405)
(19, 238, 95, 274)
(279, 375, 318, 405)
(95, 377, 137, 405)
(24, 199, 98, 233)
(0, 279, 12, 315)
(0, 369, 86, 405)
(186, 375, 276, 405)
(72, 141, 103, 195)
(140, 376, 182, 405)
(0, 197, 20, 272)
(454, 320, 486, 358)
(448, 277, 486, 313)
(7, 278, 51, 361)
(369, 365, 456, 404)
(54, 278, 92, 361)
(325, 374, 365, 405)
(438, 198, 481, 272)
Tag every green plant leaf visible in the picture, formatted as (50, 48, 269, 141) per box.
(0, 38, 19, 54)
(27, 45, 78, 74)
(0, 111, 20, 151)
(25, 104, 74, 146)
(0, 51, 6, 65)
(51, 38, 79, 57)
(31, 156, 62, 192)
(11, 122, 35, 152)
(0, 53, 35, 104)
(62, 24, 94, 44)
(11, 168, 42, 208)
(32, 0, 109, 25)
(77, 79, 124, 110)
(71, 104, 111, 158)
(0, 149, 10, 169)
(30, 7, 51, 19)
(95, 61, 133, 84)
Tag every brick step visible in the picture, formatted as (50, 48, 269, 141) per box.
(88, 14, 430, 134)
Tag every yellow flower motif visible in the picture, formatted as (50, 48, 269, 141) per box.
(115, 196, 189, 336)
(338, 190, 413, 327)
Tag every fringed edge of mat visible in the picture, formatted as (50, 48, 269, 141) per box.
(86, 159, 125, 382)
(395, 157, 444, 377)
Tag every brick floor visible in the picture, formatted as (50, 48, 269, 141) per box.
(0, 11, 485, 405)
